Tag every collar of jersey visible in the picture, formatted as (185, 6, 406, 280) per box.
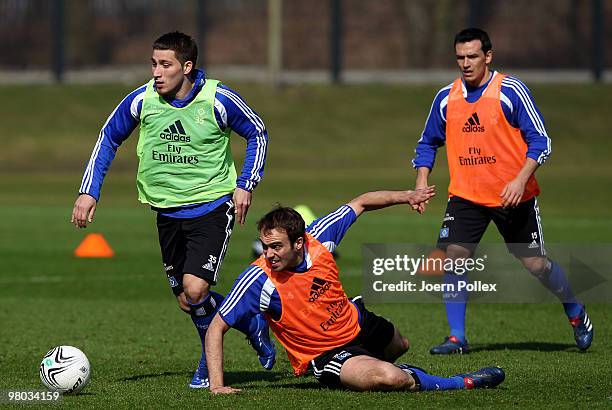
(155, 68, 206, 108)
(461, 70, 496, 102)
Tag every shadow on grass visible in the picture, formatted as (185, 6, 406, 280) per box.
(271, 381, 323, 390)
(120, 370, 286, 384)
(120, 370, 326, 390)
(120, 371, 190, 382)
(470, 342, 577, 353)
(225, 370, 284, 384)
(233, 374, 324, 390)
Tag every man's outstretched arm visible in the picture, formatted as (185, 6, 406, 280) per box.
(206, 313, 241, 394)
(347, 187, 436, 217)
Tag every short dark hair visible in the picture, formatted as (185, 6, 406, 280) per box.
(152, 31, 198, 66)
(257, 206, 306, 245)
(454, 28, 492, 53)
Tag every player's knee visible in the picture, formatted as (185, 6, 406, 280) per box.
(445, 244, 471, 260)
(374, 367, 411, 391)
(522, 256, 548, 276)
(383, 329, 409, 362)
(392, 334, 410, 355)
(183, 278, 210, 304)
(400, 336, 410, 352)
(183, 283, 210, 305)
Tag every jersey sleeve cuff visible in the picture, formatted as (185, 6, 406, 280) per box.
(526, 151, 547, 164)
(412, 162, 434, 170)
(79, 191, 100, 201)
(236, 179, 255, 192)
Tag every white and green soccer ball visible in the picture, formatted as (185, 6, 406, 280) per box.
(39, 346, 91, 394)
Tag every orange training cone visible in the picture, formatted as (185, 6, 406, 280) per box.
(74, 233, 115, 258)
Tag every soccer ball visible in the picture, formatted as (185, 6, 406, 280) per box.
(39, 346, 91, 394)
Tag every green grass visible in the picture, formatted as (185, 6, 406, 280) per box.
(0, 82, 611, 408)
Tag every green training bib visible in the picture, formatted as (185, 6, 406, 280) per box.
(136, 79, 236, 208)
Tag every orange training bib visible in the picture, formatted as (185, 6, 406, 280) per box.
(445, 73, 539, 206)
(254, 234, 360, 375)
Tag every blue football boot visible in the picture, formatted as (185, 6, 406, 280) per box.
(569, 307, 594, 351)
(430, 335, 469, 355)
(247, 313, 276, 370)
(454, 366, 505, 389)
(189, 354, 209, 389)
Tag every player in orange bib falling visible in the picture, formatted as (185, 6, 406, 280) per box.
(205, 187, 505, 394)
(412, 28, 593, 355)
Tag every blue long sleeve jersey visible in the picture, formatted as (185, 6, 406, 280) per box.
(78, 69, 268, 217)
(412, 71, 551, 170)
(218, 205, 358, 328)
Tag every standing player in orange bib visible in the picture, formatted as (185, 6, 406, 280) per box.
(204, 187, 506, 394)
(412, 28, 593, 354)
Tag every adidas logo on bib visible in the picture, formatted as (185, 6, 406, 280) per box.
(309, 277, 331, 302)
(462, 112, 485, 133)
(160, 120, 191, 142)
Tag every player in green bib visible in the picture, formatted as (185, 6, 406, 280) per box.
(136, 77, 236, 207)
(71, 32, 275, 389)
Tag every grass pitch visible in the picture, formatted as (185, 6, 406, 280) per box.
(0, 82, 611, 408)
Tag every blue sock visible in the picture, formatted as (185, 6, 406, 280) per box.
(399, 366, 465, 391)
(443, 271, 468, 342)
(537, 260, 582, 318)
(189, 291, 225, 367)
